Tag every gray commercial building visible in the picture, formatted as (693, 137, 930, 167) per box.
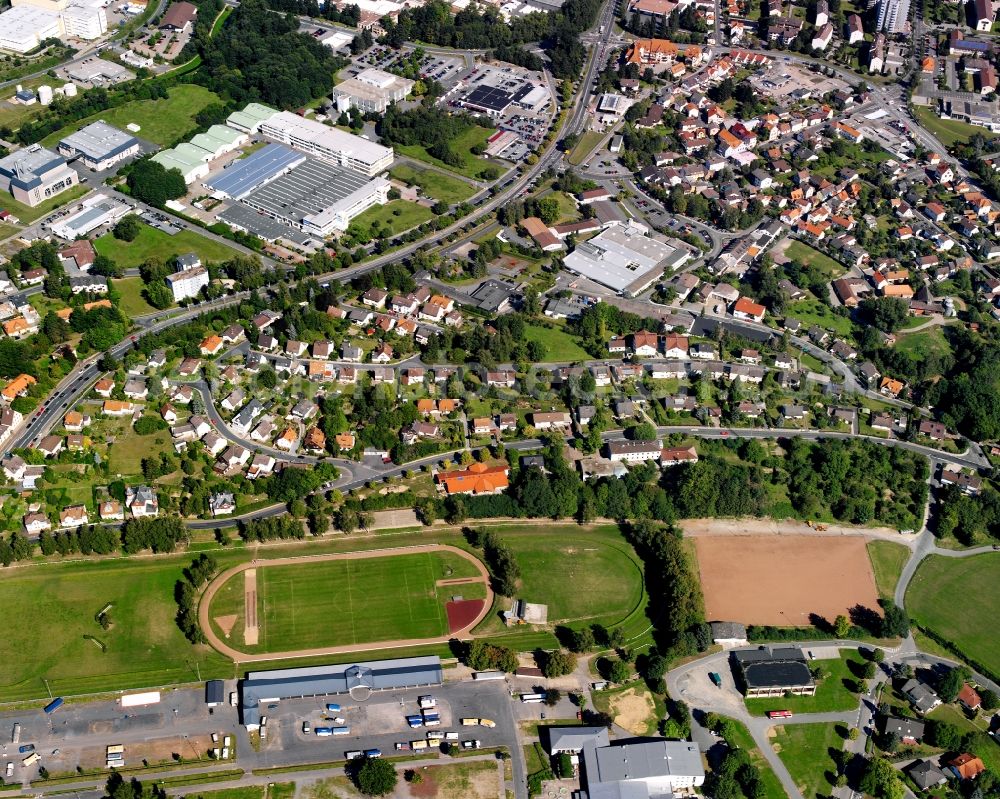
(732, 646, 816, 698)
(582, 736, 705, 797)
(333, 68, 414, 114)
(0, 145, 77, 208)
(239, 656, 443, 728)
(58, 121, 141, 171)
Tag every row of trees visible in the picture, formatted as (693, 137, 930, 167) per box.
(175, 553, 217, 644)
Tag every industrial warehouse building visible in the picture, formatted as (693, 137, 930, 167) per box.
(58, 121, 140, 171)
(0, 145, 76, 207)
(0, 0, 106, 53)
(239, 656, 443, 728)
(732, 646, 817, 698)
(207, 142, 389, 236)
(257, 111, 394, 177)
(50, 193, 131, 239)
(562, 220, 690, 297)
(152, 124, 249, 184)
(333, 68, 414, 113)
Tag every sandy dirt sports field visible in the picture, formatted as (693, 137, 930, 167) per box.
(694, 535, 881, 626)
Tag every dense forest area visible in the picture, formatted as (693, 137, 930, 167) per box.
(192, 0, 346, 108)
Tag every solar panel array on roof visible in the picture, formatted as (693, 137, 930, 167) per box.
(463, 83, 532, 113)
(207, 143, 305, 200)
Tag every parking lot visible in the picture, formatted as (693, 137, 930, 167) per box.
(348, 45, 467, 86)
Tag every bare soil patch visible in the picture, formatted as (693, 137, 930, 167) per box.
(694, 535, 880, 626)
(244, 568, 259, 646)
(609, 688, 656, 735)
(215, 614, 237, 638)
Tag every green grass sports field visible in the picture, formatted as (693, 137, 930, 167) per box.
(223, 550, 480, 653)
(907, 553, 1000, 677)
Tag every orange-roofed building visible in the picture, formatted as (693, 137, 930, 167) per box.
(200, 335, 223, 355)
(732, 296, 766, 322)
(438, 398, 458, 414)
(83, 299, 112, 312)
(2, 373, 35, 401)
(949, 754, 986, 781)
(304, 426, 326, 451)
(625, 38, 679, 65)
(102, 400, 135, 416)
(416, 398, 437, 415)
(56, 307, 73, 321)
(335, 432, 356, 450)
(3, 317, 33, 338)
(922, 56, 936, 72)
(437, 461, 510, 496)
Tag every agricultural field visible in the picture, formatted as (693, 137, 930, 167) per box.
(95, 223, 238, 269)
(745, 652, 866, 716)
(771, 723, 843, 799)
(389, 163, 476, 204)
(866, 540, 910, 599)
(907, 553, 1000, 677)
(41, 85, 221, 147)
(396, 125, 501, 180)
(0, 553, 232, 703)
(211, 549, 484, 653)
(523, 323, 590, 362)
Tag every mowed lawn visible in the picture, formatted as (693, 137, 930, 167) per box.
(745, 653, 865, 716)
(567, 130, 604, 166)
(866, 540, 910, 599)
(41, 85, 220, 147)
(0, 555, 231, 702)
(114, 276, 160, 317)
(501, 527, 644, 626)
(720, 717, 788, 799)
(523, 323, 591, 362)
(242, 550, 481, 652)
(0, 182, 89, 223)
(786, 297, 854, 337)
(350, 200, 433, 237)
(913, 105, 996, 149)
(783, 240, 845, 279)
(95, 223, 237, 269)
(894, 326, 953, 362)
(396, 125, 501, 180)
(389, 163, 476, 204)
(907, 553, 1000, 677)
(772, 723, 843, 799)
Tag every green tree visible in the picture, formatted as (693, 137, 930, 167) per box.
(353, 757, 397, 796)
(541, 649, 577, 678)
(607, 658, 631, 684)
(127, 159, 186, 207)
(144, 281, 174, 310)
(860, 756, 904, 799)
(834, 614, 851, 637)
(113, 214, 143, 241)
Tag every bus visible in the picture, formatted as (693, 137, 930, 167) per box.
(410, 740, 429, 750)
(766, 710, 793, 719)
(520, 693, 547, 704)
(315, 727, 333, 737)
(44, 698, 64, 714)
(363, 749, 382, 758)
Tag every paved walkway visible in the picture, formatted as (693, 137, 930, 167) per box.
(198, 544, 493, 663)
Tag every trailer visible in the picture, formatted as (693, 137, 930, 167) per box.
(460, 718, 479, 726)
(106, 745, 125, 756)
(417, 696, 436, 709)
(325, 704, 341, 712)
(519, 693, 546, 704)
(345, 751, 363, 760)
(410, 740, 429, 750)
(120, 692, 161, 708)
(11, 724, 20, 744)
(394, 742, 411, 751)
(43, 698, 64, 714)
(364, 749, 381, 758)
(331, 727, 350, 736)
(406, 715, 424, 728)
(315, 727, 333, 737)
(21, 753, 39, 767)
(472, 671, 505, 681)
(461, 740, 481, 750)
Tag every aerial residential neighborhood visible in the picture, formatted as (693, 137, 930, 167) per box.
(0, 0, 997, 797)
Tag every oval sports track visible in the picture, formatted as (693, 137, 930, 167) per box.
(198, 544, 494, 663)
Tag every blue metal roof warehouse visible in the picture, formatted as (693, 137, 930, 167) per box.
(239, 656, 443, 727)
(207, 142, 304, 200)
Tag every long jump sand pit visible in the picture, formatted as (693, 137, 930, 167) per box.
(694, 535, 881, 626)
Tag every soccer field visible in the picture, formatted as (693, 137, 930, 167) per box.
(236, 550, 481, 653)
